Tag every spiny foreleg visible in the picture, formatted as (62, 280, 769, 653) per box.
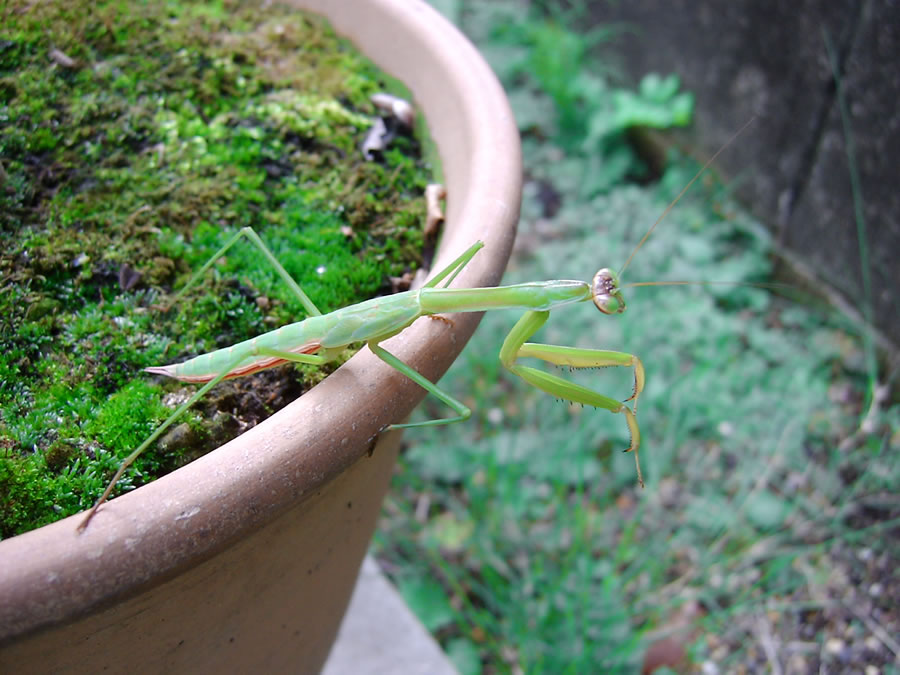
(498, 310, 645, 487)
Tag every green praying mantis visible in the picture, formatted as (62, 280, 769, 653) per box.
(78, 131, 749, 532)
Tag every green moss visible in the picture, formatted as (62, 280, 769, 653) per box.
(0, 0, 434, 538)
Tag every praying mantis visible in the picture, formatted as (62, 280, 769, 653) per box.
(78, 129, 748, 532)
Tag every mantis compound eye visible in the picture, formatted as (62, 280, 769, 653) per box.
(591, 268, 626, 314)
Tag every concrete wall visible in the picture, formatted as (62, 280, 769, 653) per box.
(582, 0, 898, 353)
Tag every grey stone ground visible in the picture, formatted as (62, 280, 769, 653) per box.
(322, 556, 457, 675)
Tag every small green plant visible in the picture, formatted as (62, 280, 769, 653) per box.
(528, 23, 693, 152)
(479, 6, 693, 193)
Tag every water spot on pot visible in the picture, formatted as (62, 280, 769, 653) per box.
(175, 506, 202, 521)
(87, 546, 106, 561)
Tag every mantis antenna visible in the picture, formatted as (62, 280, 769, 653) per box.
(618, 117, 757, 279)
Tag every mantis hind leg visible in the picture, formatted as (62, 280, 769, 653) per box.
(78, 344, 341, 531)
(167, 226, 322, 317)
(499, 310, 645, 487)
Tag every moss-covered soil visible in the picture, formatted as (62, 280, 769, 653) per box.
(0, 0, 433, 538)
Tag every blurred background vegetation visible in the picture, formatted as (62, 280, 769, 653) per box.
(373, 2, 899, 673)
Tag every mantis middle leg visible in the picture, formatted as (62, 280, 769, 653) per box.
(369, 242, 486, 429)
(370, 340, 472, 430)
(499, 310, 646, 487)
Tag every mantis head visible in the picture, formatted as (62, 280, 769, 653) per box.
(591, 268, 626, 314)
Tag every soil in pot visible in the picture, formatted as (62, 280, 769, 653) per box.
(0, 0, 435, 538)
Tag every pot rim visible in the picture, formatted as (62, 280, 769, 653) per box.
(0, 0, 521, 643)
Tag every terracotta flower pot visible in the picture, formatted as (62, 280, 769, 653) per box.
(0, 1, 521, 671)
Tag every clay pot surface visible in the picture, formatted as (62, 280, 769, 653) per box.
(0, 1, 521, 671)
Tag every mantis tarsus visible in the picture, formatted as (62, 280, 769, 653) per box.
(78, 127, 750, 532)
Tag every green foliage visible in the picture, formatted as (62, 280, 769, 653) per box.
(444, 638, 482, 675)
(529, 25, 694, 156)
(0, 0, 431, 537)
(528, 21, 589, 139)
(476, 4, 693, 194)
(373, 1, 896, 671)
(397, 575, 457, 632)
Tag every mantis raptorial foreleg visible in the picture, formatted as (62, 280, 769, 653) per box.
(499, 309, 645, 487)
